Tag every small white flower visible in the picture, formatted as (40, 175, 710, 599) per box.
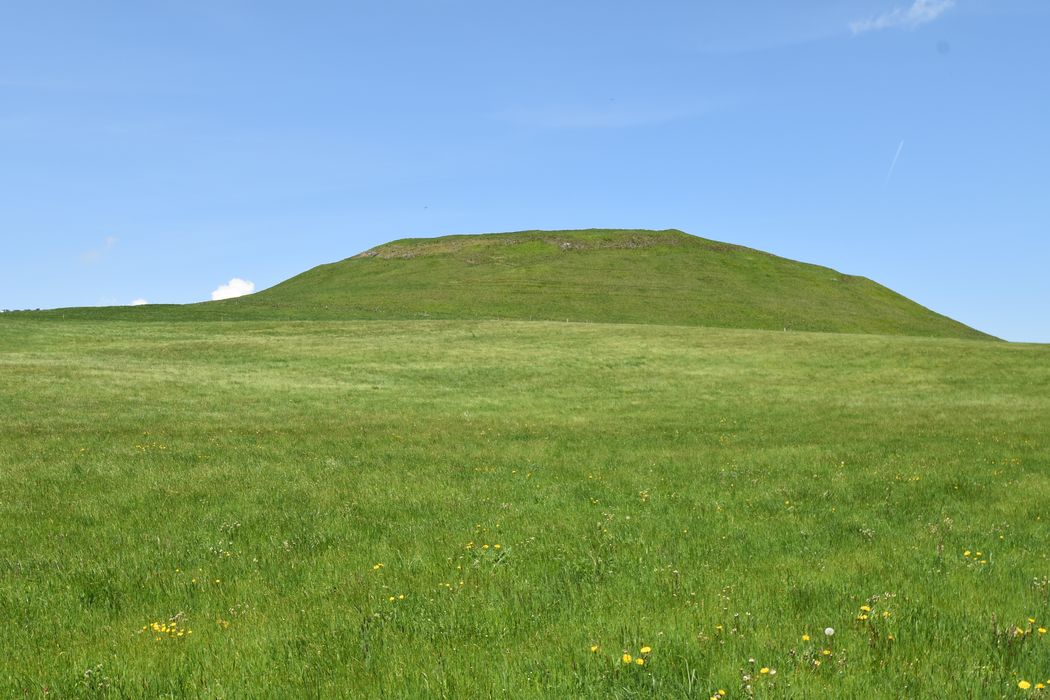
(824, 627, 835, 636)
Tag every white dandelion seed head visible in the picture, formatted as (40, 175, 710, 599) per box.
(824, 627, 835, 636)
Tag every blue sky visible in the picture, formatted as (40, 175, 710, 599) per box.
(1, 1, 1047, 341)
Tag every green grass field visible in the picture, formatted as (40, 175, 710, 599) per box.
(2, 317, 1048, 698)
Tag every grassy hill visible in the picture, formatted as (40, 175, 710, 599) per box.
(15, 229, 992, 339)
(0, 229, 1041, 695)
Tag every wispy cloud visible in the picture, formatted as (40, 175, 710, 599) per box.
(81, 236, 119, 265)
(211, 278, 255, 301)
(886, 140, 905, 184)
(130, 298, 148, 306)
(850, 0, 955, 34)
(498, 101, 712, 129)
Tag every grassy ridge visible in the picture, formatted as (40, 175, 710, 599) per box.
(12, 229, 992, 339)
(1, 319, 1046, 697)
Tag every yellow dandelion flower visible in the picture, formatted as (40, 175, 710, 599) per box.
(822, 649, 832, 656)
(635, 658, 645, 666)
(494, 544, 501, 549)
(1019, 680, 1032, 690)
(859, 605, 871, 612)
(640, 646, 652, 654)
(964, 550, 971, 557)
(760, 667, 770, 674)
(622, 653, 633, 664)
(590, 645, 599, 653)
(1037, 684, 1046, 690)
(388, 596, 395, 602)
(1039, 628, 1047, 635)
(802, 633, 810, 641)
(1029, 617, 1037, 624)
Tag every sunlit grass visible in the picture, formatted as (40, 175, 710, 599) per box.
(0, 319, 1046, 697)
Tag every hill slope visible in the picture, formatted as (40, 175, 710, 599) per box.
(231, 228, 993, 339)
(15, 229, 992, 339)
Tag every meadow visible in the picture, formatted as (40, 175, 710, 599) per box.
(1, 317, 1049, 697)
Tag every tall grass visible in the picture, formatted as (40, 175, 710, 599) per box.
(1, 319, 1046, 697)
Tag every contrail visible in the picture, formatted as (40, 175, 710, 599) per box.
(885, 140, 905, 184)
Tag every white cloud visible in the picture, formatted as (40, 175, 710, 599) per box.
(850, 0, 954, 34)
(130, 298, 148, 306)
(211, 278, 255, 300)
